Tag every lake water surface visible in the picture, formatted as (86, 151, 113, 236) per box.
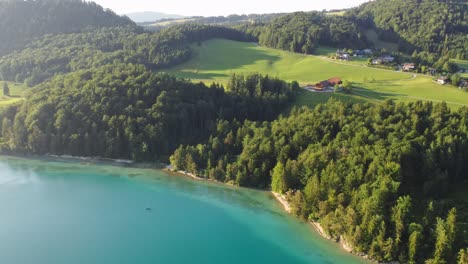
(0, 156, 365, 264)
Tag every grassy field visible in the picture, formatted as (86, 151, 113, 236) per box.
(452, 59, 468, 70)
(452, 59, 468, 78)
(286, 89, 368, 112)
(165, 39, 468, 109)
(0, 82, 27, 108)
(325, 11, 346, 16)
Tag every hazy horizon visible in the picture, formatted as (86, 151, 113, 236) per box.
(91, 0, 371, 16)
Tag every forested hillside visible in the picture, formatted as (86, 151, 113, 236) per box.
(0, 0, 134, 55)
(349, 0, 467, 59)
(235, 0, 466, 60)
(0, 24, 249, 86)
(143, 13, 284, 31)
(238, 12, 369, 54)
(0, 64, 297, 159)
(170, 100, 468, 263)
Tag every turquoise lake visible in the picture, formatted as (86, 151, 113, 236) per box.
(0, 156, 366, 264)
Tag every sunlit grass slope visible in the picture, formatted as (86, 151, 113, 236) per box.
(0, 82, 27, 108)
(165, 39, 468, 108)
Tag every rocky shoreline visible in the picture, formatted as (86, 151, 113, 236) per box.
(271, 191, 380, 263)
(164, 166, 375, 262)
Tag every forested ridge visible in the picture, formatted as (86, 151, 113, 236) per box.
(349, 0, 467, 59)
(0, 24, 249, 86)
(170, 100, 468, 263)
(143, 13, 285, 31)
(0, 64, 297, 159)
(238, 11, 370, 54)
(236, 0, 467, 60)
(0, 0, 134, 55)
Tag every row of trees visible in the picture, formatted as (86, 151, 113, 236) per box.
(170, 100, 468, 263)
(2, 82, 9, 96)
(0, 66, 297, 160)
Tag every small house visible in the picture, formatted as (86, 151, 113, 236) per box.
(314, 80, 331, 91)
(354, 50, 365, 57)
(339, 54, 350, 61)
(328, 77, 342, 86)
(402, 63, 415, 71)
(372, 58, 383, 65)
(437, 77, 450, 85)
(382, 55, 395, 63)
(372, 55, 395, 65)
(336, 49, 351, 61)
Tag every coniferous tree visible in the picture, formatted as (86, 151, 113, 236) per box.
(2, 82, 9, 96)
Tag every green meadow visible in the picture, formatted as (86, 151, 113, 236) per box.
(166, 39, 468, 109)
(0, 82, 27, 108)
(453, 59, 468, 78)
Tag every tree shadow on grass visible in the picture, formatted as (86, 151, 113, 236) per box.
(200, 42, 281, 71)
(352, 87, 405, 101)
(162, 71, 227, 81)
(168, 41, 282, 80)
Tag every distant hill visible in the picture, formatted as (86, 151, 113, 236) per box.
(0, 0, 135, 55)
(233, 0, 466, 61)
(141, 13, 285, 31)
(237, 11, 369, 54)
(126, 11, 185, 23)
(349, 0, 467, 59)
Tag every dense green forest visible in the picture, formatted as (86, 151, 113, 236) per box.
(0, 0, 134, 55)
(142, 13, 285, 31)
(238, 11, 370, 54)
(349, 0, 467, 59)
(0, 64, 297, 159)
(170, 100, 468, 263)
(235, 0, 467, 60)
(0, 24, 249, 86)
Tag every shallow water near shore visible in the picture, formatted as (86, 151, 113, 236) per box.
(0, 156, 366, 264)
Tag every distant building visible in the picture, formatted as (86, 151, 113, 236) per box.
(314, 81, 330, 91)
(340, 54, 351, 60)
(372, 58, 383, 65)
(382, 55, 395, 63)
(372, 55, 394, 65)
(328, 77, 342, 86)
(437, 76, 450, 85)
(336, 49, 351, 61)
(402, 63, 415, 71)
(354, 50, 365, 57)
(313, 77, 342, 91)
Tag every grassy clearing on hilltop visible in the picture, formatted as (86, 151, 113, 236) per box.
(165, 39, 468, 109)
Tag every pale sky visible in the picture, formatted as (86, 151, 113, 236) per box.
(92, 0, 371, 16)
